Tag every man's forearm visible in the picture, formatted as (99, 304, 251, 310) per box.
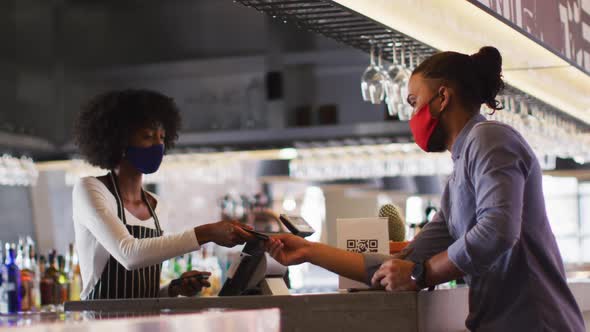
(424, 250, 464, 287)
(306, 242, 368, 283)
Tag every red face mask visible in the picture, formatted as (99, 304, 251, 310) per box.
(409, 93, 442, 152)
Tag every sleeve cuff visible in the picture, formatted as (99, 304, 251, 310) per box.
(447, 236, 472, 275)
(188, 229, 201, 251)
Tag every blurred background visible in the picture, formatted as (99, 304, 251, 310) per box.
(1, 0, 590, 295)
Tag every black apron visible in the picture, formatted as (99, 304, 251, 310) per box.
(86, 172, 163, 300)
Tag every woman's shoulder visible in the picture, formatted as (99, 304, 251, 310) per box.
(72, 176, 114, 203)
(72, 176, 117, 220)
(74, 176, 108, 191)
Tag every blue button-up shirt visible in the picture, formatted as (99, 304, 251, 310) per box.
(365, 114, 585, 331)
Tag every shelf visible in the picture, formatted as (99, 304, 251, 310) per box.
(0, 131, 55, 154)
(176, 121, 412, 149)
(234, 0, 434, 63)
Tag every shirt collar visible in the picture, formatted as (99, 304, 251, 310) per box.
(451, 114, 486, 161)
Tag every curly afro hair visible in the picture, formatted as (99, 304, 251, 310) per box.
(74, 89, 181, 170)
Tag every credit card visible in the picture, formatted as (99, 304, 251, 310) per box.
(241, 227, 270, 241)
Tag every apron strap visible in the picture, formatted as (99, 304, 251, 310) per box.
(142, 190, 162, 234)
(108, 171, 126, 224)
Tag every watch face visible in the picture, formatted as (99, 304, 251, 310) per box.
(411, 262, 424, 282)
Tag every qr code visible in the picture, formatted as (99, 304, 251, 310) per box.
(346, 239, 378, 253)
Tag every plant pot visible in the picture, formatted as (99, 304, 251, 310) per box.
(389, 241, 410, 255)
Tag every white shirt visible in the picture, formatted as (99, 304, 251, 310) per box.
(72, 177, 200, 300)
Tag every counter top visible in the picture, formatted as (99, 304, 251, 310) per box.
(0, 309, 280, 332)
(0, 310, 173, 326)
(64, 281, 590, 332)
(66, 291, 419, 332)
(3, 281, 585, 332)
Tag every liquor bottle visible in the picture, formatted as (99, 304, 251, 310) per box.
(160, 259, 170, 287)
(186, 253, 193, 272)
(200, 247, 222, 297)
(4, 247, 22, 313)
(173, 256, 183, 279)
(20, 245, 34, 311)
(57, 255, 69, 303)
(38, 256, 46, 276)
(30, 247, 41, 310)
(15, 242, 24, 270)
(0, 241, 5, 313)
(68, 244, 82, 301)
(38, 255, 49, 306)
(65, 245, 72, 276)
(40, 252, 58, 306)
(49, 250, 60, 304)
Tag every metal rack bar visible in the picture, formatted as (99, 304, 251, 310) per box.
(312, 22, 377, 29)
(233, 0, 590, 130)
(302, 18, 366, 25)
(249, 2, 330, 9)
(241, 0, 324, 6)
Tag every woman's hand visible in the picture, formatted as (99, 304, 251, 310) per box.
(195, 220, 256, 247)
(169, 270, 212, 297)
(265, 234, 311, 266)
(371, 259, 417, 291)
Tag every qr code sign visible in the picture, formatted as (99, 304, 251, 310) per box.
(346, 239, 378, 253)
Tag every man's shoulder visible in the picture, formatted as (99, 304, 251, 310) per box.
(470, 121, 520, 143)
(466, 120, 528, 154)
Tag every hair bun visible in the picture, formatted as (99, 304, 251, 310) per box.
(470, 46, 504, 110)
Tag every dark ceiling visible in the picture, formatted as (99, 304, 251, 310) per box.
(1, 0, 355, 159)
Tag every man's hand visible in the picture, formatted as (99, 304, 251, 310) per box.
(265, 234, 311, 266)
(371, 259, 417, 291)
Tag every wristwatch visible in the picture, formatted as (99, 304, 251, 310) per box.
(410, 261, 428, 290)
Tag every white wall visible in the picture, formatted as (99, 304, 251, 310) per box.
(30, 170, 74, 255)
(323, 186, 408, 246)
(0, 185, 35, 245)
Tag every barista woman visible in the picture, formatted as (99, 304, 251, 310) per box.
(73, 89, 255, 300)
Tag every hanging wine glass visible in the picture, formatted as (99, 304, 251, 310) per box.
(396, 46, 413, 121)
(385, 41, 403, 116)
(388, 42, 402, 80)
(378, 45, 396, 116)
(415, 54, 423, 68)
(361, 43, 385, 104)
